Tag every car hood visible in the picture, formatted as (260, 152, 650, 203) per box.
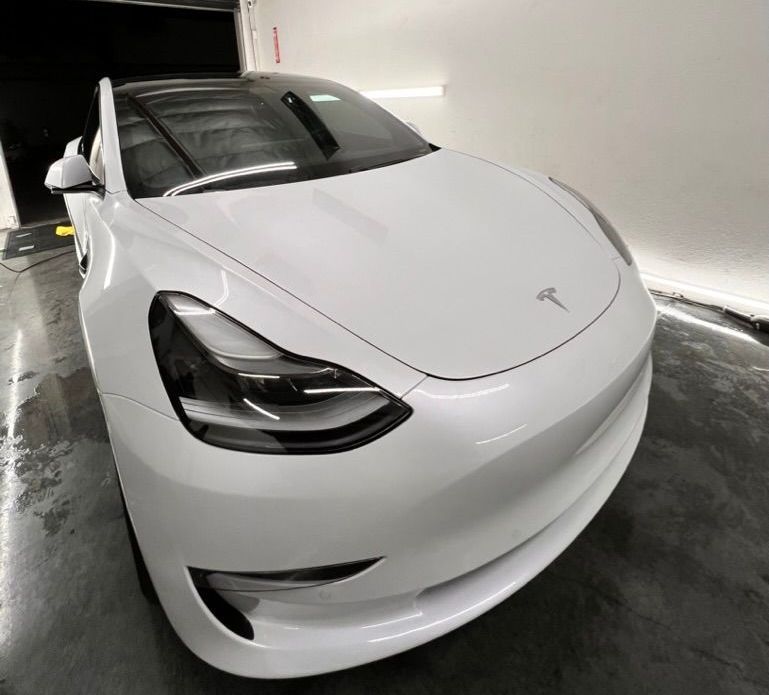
(139, 149, 619, 379)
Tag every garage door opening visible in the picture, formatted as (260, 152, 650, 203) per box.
(0, 0, 240, 227)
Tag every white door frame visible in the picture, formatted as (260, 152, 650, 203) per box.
(235, 0, 259, 72)
(0, 140, 20, 232)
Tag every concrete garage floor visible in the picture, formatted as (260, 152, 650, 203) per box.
(1, 250, 768, 695)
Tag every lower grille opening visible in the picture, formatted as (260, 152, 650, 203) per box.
(190, 557, 382, 593)
(190, 559, 382, 641)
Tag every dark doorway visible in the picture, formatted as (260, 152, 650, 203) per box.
(0, 0, 239, 226)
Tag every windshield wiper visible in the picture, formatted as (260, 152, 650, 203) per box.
(281, 91, 340, 160)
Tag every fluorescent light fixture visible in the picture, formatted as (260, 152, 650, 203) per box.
(310, 94, 340, 102)
(360, 86, 445, 100)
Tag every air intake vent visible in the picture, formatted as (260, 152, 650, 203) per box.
(190, 558, 382, 593)
(195, 587, 255, 640)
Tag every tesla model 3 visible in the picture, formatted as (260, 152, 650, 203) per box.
(45, 73, 656, 678)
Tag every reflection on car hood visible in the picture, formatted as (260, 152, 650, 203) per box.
(139, 149, 619, 379)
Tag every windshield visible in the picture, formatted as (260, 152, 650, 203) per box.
(113, 75, 435, 198)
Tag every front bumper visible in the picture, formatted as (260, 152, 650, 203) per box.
(103, 264, 655, 677)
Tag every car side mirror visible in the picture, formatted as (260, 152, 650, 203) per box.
(45, 154, 102, 194)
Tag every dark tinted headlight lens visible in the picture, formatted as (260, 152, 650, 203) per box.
(549, 177, 633, 266)
(149, 293, 411, 454)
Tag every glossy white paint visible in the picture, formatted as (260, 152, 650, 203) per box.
(54, 75, 656, 678)
(100, 260, 653, 678)
(44, 153, 92, 191)
(141, 150, 620, 379)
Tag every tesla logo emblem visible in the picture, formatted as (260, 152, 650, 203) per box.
(536, 287, 569, 312)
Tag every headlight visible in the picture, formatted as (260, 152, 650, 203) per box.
(149, 293, 411, 454)
(549, 177, 633, 265)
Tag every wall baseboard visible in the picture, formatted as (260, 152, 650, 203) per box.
(642, 272, 769, 317)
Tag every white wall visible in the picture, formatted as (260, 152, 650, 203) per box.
(253, 0, 769, 309)
(0, 144, 19, 231)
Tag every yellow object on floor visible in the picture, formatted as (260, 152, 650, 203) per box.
(55, 225, 75, 237)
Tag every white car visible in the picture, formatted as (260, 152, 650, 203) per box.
(45, 73, 656, 678)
